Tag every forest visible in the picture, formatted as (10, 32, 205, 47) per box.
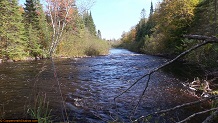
(0, 0, 109, 62)
(119, 0, 218, 69)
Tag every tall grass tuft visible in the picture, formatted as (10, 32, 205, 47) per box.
(27, 93, 52, 123)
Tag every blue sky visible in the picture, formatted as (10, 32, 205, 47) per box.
(91, 0, 160, 40)
(19, 0, 160, 40)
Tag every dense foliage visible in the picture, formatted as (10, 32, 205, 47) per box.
(119, 0, 218, 67)
(57, 11, 109, 57)
(0, 0, 109, 62)
(0, 0, 27, 60)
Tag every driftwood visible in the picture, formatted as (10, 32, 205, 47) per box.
(114, 35, 218, 122)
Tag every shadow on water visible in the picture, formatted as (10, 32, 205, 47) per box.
(162, 60, 205, 80)
(0, 49, 209, 122)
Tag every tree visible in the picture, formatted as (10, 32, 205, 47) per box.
(135, 1, 156, 44)
(24, 0, 49, 59)
(26, 24, 42, 59)
(97, 30, 102, 39)
(149, 1, 154, 17)
(140, 8, 146, 19)
(24, 0, 39, 28)
(35, 0, 50, 58)
(47, 0, 76, 56)
(0, 0, 27, 60)
(152, 0, 200, 54)
(83, 11, 96, 36)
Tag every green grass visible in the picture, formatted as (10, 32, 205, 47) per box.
(27, 94, 52, 123)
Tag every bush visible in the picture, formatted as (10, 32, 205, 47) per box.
(56, 30, 109, 57)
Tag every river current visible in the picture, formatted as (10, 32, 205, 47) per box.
(0, 49, 205, 122)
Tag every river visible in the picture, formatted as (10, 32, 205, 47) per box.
(0, 49, 207, 122)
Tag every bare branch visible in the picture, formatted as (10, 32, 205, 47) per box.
(76, 0, 95, 14)
(202, 109, 218, 123)
(115, 35, 218, 100)
(177, 107, 218, 123)
(183, 35, 218, 41)
(135, 95, 218, 122)
(115, 35, 218, 122)
(130, 74, 152, 116)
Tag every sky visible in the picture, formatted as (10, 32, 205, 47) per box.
(19, 0, 161, 40)
(90, 0, 160, 40)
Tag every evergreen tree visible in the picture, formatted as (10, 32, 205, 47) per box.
(83, 11, 96, 36)
(0, 0, 27, 60)
(97, 30, 102, 39)
(27, 24, 42, 59)
(24, 0, 49, 58)
(24, 0, 39, 28)
(89, 12, 96, 36)
(35, 0, 50, 57)
(149, 1, 154, 17)
(141, 8, 146, 19)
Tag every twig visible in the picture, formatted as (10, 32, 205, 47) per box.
(131, 74, 152, 116)
(183, 35, 218, 41)
(202, 109, 218, 123)
(51, 58, 69, 122)
(177, 107, 218, 123)
(134, 95, 218, 122)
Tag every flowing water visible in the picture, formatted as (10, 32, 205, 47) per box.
(0, 49, 206, 122)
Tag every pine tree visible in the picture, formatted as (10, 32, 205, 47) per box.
(97, 30, 102, 39)
(24, 0, 49, 58)
(83, 11, 96, 36)
(0, 0, 27, 60)
(24, 0, 39, 28)
(141, 8, 146, 19)
(27, 24, 42, 59)
(149, 1, 154, 17)
(89, 12, 96, 36)
(35, 0, 50, 57)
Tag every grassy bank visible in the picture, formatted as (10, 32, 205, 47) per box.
(56, 30, 110, 57)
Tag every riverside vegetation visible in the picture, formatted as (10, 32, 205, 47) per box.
(116, 1, 218, 122)
(0, 0, 109, 62)
(118, 0, 218, 68)
(117, 0, 218, 87)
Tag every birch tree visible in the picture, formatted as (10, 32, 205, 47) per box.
(46, 0, 75, 56)
(46, 0, 95, 57)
